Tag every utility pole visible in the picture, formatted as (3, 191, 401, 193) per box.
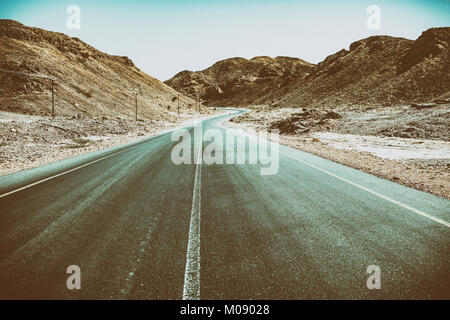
(177, 92, 180, 117)
(134, 87, 141, 121)
(51, 79, 55, 119)
(135, 91, 138, 121)
(196, 94, 199, 113)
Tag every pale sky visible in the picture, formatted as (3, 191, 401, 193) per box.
(1, 0, 449, 81)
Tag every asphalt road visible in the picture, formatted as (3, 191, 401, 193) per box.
(0, 111, 449, 299)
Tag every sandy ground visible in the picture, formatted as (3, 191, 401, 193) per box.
(0, 111, 219, 176)
(223, 118, 450, 200)
(310, 132, 450, 160)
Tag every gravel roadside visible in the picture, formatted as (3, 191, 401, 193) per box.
(0, 111, 215, 176)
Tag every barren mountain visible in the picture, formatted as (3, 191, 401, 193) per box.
(165, 56, 315, 107)
(277, 27, 450, 108)
(167, 27, 450, 109)
(0, 20, 205, 120)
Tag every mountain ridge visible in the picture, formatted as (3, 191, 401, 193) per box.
(166, 27, 450, 108)
(0, 19, 204, 119)
(165, 55, 316, 107)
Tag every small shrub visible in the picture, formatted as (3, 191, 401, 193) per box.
(67, 138, 92, 148)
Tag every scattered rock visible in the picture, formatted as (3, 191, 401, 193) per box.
(411, 103, 437, 109)
(266, 108, 341, 134)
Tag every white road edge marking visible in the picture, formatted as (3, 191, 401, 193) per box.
(283, 152, 450, 228)
(212, 118, 449, 228)
(182, 135, 202, 300)
(0, 148, 133, 199)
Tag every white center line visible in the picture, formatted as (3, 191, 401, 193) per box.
(182, 136, 203, 300)
(283, 151, 450, 228)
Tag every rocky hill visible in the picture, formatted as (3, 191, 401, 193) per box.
(167, 27, 450, 109)
(165, 56, 315, 107)
(276, 27, 450, 108)
(0, 20, 205, 120)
